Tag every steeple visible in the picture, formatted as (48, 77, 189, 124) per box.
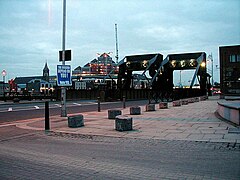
(43, 61, 49, 82)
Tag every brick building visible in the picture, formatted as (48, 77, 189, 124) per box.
(219, 45, 240, 96)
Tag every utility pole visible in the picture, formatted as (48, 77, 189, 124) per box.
(115, 24, 119, 64)
(61, 0, 67, 117)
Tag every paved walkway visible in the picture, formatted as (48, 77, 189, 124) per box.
(15, 96, 240, 143)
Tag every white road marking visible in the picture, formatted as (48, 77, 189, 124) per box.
(73, 103, 81, 106)
(55, 104, 62, 107)
(34, 106, 40, 109)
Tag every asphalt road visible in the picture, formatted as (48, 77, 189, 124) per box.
(0, 127, 239, 180)
(0, 99, 148, 123)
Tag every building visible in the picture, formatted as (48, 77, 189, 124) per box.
(72, 53, 118, 78)
(0, 81, 9, 97)
(219, 45, 240, 96)
(13, 62, 56, 95)
(72, 53, 119, 90)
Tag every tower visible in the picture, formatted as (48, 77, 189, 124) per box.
(43, 62, 49, 82)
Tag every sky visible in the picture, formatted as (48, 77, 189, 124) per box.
(0, 0, 240, 85)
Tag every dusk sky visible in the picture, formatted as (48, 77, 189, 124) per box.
(0, 0, 240, 84)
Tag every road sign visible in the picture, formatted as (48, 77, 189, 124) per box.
(59, 50, 71, 61)
(57, 65, 72, 86)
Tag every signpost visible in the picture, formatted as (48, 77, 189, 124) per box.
(60, 0, 67, 117)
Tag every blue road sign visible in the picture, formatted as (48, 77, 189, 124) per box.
(57, 65, 72, 86)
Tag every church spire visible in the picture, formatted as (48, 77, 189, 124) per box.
(43, 61, 49, 82)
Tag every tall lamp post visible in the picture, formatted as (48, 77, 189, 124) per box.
(207, 53, 214, 87)
(2, 70, 7, 101)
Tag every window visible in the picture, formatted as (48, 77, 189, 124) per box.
(229, 55, 236, 62)
(226, 71, 232, 77)
(237, 55, 240, 62)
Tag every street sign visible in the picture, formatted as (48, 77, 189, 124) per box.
(59, 50, 71, 61)
(57, 65, 72, 86)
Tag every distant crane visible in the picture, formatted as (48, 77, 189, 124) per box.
(115, 23, 119, 64)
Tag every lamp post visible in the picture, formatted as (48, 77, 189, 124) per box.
(207, 53, 214, 87)
(179, 70, 182, 88)
(2, 70, 6, 101)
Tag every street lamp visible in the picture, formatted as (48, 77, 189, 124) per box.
(207, 53, 214, 86)
(2, 70, 7, 101)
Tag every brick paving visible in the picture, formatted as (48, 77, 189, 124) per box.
(15, 96, 240, 143)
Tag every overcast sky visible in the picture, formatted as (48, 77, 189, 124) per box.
(0, 0, 239, 84)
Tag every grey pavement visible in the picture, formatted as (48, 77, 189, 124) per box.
(12, 96, 240, 143)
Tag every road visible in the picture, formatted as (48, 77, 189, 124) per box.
(0, 99, 148, 123)
(0, 99, 240, 179)
(0, 126, 239, 180)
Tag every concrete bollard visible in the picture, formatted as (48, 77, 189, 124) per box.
(108, 109, 122, 119)
(115, 115, 132, 131)
(200, 96, 207, 101)
(173, 100, 181, 107)
(159, 102, 168, 109)
(122, 96, 126, 109)
(97, 97, 101, 112)
(130, 106, 141, 115)
(194, 97, 200, 102)
(187, 98, 195, 103)
(68, 115, 84, 128)
(181, 99, 189, 105)
(45, 101, 50, 131)
(146, 104, 156, 111)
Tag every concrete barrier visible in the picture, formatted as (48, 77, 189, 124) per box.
(115, 115, 133, 131)
(146, 104, 156, 111)
(68, 115, 84, 128)
(108, 109, 122, 119)
(173, 100, 181, 107)
(217, 102, 240, 126)
(130, 106, 141, 115)
(159, 102, 168, 109)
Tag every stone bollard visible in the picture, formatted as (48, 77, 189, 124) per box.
(181, 99, 189, 105)
(173, 100, 181, 107)
(115, 115, 133, 131)
(108, 109, 122, 119)
(187, 98, 195, 103)
(146, 104, 156, 111)
(200, 96, 207, 101)
(159, 102, 168, 109)
(194, 97, 200, 102)
(130, 106, 141, 115)
(68, 115, 84, 128)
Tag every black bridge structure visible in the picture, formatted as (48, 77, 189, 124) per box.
(106, 52, 211, 103)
